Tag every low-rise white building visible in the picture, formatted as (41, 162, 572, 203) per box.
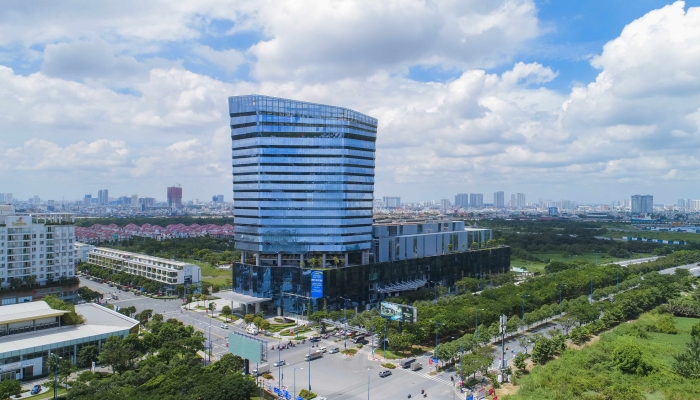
(0, 206, 76, 287)
(87, 247, 201, 290)
(0, 301, 138, 381)
(74, 242, 95, 264)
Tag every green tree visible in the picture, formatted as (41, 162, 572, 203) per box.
(244, 313, 255, 325)
(612, 339, 654, 376)
(0, 379, 21, 399)
(207, 353, 244, 376)
(253, 316, 263, 329)
(455, 277, 480, 293)
(514, 352, 528, 371)
(672, 322, 700, 379)
(221, 305, 232, 321)
(175, 285, 185, 297)
(77, 345, 99, 368)
(260, 320, 271, 331)
(516, 335, 532, 354)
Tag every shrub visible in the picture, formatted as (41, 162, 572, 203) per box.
(655, 315, 678, 334)
(261, 373, 273, 380)
(612, 339, 654, 376)
(298, 388, 317, 399)
(341, 349, 358, 356)
(381, 363, 396, 369)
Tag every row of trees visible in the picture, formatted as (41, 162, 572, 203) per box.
(67, 315, 257, 400)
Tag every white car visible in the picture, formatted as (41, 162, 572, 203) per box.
(274, 360, 286, 367)
(221, 324, 229, 329)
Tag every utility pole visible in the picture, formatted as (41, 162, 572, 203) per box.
(340, 297, 349, 349)
(519, 294, 529, 331)
(499, 314, 507, 381)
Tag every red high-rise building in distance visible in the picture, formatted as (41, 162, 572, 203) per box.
(167, 185, 182, 209)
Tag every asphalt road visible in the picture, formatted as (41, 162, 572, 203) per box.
(659, 262, 700, 276)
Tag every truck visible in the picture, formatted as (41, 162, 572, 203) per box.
(251, 363, 270, 376)
(304, 351, 323, 361)
(410, 362, 423, 371)
(400, 358, 416, 369)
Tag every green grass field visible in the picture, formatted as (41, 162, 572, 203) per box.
(183, 259, 231, 286)
(603, 229, 700, 243)
(511, 251, 647, 273)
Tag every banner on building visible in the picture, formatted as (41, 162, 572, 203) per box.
(310, 271, 323, 299)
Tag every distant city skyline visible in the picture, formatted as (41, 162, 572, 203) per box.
(2, 2, 700, 204)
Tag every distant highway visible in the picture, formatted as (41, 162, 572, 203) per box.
(660, 263, 700, 277)
(614, 256, 661, 266)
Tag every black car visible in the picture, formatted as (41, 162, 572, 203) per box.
(310, 337, 321, 342)
(379, 370, 392, 378)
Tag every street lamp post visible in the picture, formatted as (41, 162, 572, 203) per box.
(340, 297, 349, 349)
(434, 322, 443, 371)
(307, 340, 312, 393)
(588, 276, 597, 302)
(292, 366, 302, 400)
(51, 353, 60, 400)
(367, 367, 371, 400)
(383, 318, 387, 360)
(558, 284, 567, 314)
(519, 294, 530, 330)
(475, 308, 484, 339)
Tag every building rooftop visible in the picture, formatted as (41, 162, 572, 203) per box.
(90, 247, 194, 270)
(0, 303, 138, 355)
(0, 301, 68, 326)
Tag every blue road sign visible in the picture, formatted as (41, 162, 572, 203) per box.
(310, 271, 323, 298)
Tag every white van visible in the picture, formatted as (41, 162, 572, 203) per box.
(319, 347, 327, 353)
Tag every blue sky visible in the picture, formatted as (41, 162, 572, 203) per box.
(1, 0, 700, 204)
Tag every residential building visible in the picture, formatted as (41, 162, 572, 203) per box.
(138, 197, 155, 207)
(0, 194, 4, 203)
(469, 193, 483, 208)
(678, 199, 686, 208)
(438, 199, 450, 212)
(83, 195, 91, 207)
(229, 95, 376, 267)
(382, 197, 401, 209)
(212, 194, 224, 204)
(548, 207, 559, 216)
(87, 248, 201, 292)
(74, 243, 95, 264)
(167, 186, 182, 209)
(4, 194, 12, 204)
(510, 194, 517, 208)
(455, 193, 469, 208)
(0, 301, 138, 381)
(631, 195, 653, 214)
(130, 195, 138, 207)
(516, 193, 526, 208)
(493, 191, 504, 208)
(97, 189, 108, 206)
(0, 206, 76, 288)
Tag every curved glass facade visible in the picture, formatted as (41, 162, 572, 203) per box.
(229, 95, 377, 259)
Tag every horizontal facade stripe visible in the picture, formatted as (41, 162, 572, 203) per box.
(232, 137, 375, 150)
(230, 131, 376, 143)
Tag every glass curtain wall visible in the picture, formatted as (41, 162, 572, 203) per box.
(229, 95, 377, 266)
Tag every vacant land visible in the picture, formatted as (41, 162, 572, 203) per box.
(603, 229, 700, 243)
(184, 258, 231, 286)
(504, 315, 700, 400)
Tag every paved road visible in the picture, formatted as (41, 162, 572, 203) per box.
(659, 263, 700, 276)
(613, 256, 661, 266)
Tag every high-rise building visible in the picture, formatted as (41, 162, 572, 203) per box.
(510, 194, 516, 208)
(469, 193, 483, 208)
(4, 194, 12, 204)
(83, 194, 92, 207)
(631, 195, 653, 214)
(516, 193, 526, 208)
(138, 197, 155, 207)
(229, 95, 376, 267)
(0, 193, 4, 203)
(212, 194, 224, 203)
(97, 189, 109, 205)
(678, 199, 686, 208)
(493, 191, 504, 208)
(0, 206, 76, 286)
(167, 186, 183, 209)
(455, 193, 469, 208)
(382, 197, 401, 209)
(130, 195, 138, 206)
(440, 199, 451, 212)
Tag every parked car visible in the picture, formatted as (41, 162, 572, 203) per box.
(379, 370, 392, 378)
(274, 360, 286, 367)
(30, 385, 42, 395)
(329, 347, 340, 354)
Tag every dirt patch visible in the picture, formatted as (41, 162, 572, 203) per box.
(496, 382, 520, 396)
(567, 334, 601, 350)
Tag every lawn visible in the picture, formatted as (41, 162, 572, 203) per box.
(183, 259, 231, 286)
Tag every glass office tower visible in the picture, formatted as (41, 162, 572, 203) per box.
(229, 95, 377, 267)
